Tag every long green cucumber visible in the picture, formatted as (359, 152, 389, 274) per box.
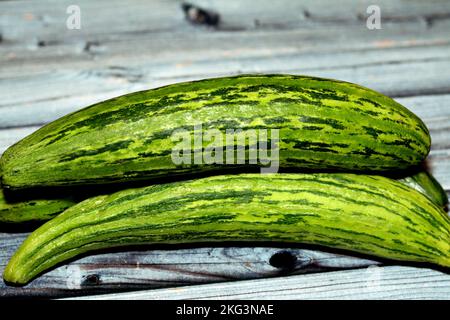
(0, 171, 443, 224)
(0, 75, 430, 190)
(0, 187, 76, 224)
(4, 173, 449, 285)
(0, 171, 444, 224)
(398, 171, 448, 208)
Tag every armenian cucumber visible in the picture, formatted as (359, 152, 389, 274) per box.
(0, 170, 444, 224)
(4, 173, 449, 285)
(0, 187, 76, 224)
(0, 171, 444, 224)
(0, 75, 430, 190)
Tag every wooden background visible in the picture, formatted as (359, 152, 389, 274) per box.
(0, 0, 449, 299)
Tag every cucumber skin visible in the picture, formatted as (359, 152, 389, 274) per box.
(0, 187, 76, 224)
(0, 170, 444, 224)
(0, 74, 431, 190)
(4, 173, 449, 285)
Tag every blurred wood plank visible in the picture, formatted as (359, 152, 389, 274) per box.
(0, 126, 39, 155)
(1, 0, 449, 127)
(2, 1, 450, 75)
(0, 232, 380, 298)
(2, 0, 449, 44)
(1, 44, 450, 128)
(67, 266, 450, 300)
(2, 20, 450, 76)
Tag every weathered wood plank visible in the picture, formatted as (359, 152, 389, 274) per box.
(427, 152, 450, 192)
(1, 48, 450, 129)
(2, 0, 450, 77)
(67, 266, 450, 300)
(2, 0, 450, 40)
(0, 0, 184, 44)
(2, 0, 449, 45)
(2, 0, 450, 127)
(2, 70, 450, 129)
(3, 18, 450, 79)
(0, 232, 380, 298)
(191, 0, 450, 29)
(0, 126, 39, 155)
(2, 10, 450, 69)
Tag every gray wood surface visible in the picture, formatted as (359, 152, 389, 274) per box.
(68, 266, 450, 300)
(0, 0, 449, 299)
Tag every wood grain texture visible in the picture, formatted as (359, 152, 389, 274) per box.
(0, 232, 380, 298)
(2, 0, 449, 43)
(1, 0, 450, 122)
(67, 266, 450, 300)
(2, 44, 450, 128)
(0, 0, 449, 299)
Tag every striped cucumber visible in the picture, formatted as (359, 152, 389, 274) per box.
(0, 75, 430, 190)
(0, 187, 76, 224)
(0, 171, 443, 224)
(398, 171, 448, 208)
(4, 173, 449, 285)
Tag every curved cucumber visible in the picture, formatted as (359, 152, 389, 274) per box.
(398, 171, 448, 209)
(0, 171, 444, 224)
(0, 75, 430, 190)
(0, 171, 443, 224)
(0, 172, 443, 224)
(4, 173, 449, 285)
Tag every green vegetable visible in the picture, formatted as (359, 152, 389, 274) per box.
(0, 75, 430, 190)
(0, 187, 76, 224)
(4, 173, 449, 285)
(0, 170, 443, 224)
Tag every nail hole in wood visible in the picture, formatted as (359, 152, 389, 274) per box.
(269, 250, 297, 270)
(83, 41, 100, 53)
(83, 274, 101, 286)
(181, 2, 220, 27)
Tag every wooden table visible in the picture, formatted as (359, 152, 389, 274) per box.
(1, 0, 449, 299)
